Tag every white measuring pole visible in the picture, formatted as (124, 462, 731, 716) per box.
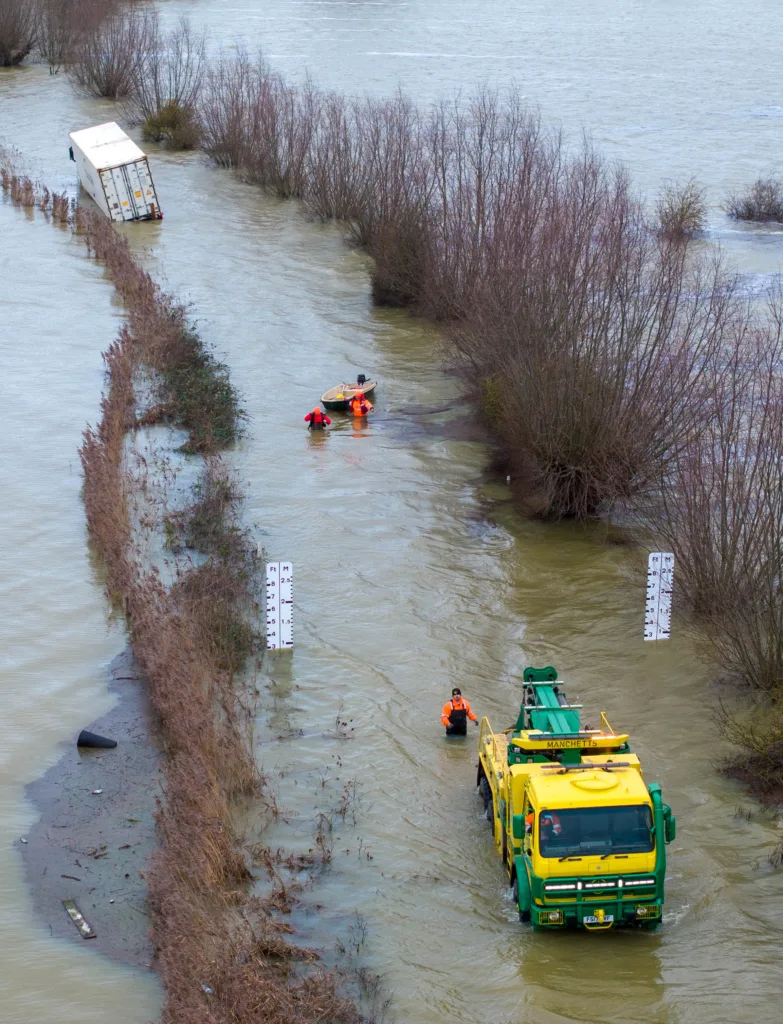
(644, 552, 674, 641)
(265, 562, 293, 650)
(279, 562, 293, 649)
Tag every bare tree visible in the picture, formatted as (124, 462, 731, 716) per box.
(200, 49, 256, 168)
(36, 0, 116, 74)
(654, 299, 783, 690)
(0, 0, 36, 65)
(128, 17, 206, 147)
(70, 5, 156, 98)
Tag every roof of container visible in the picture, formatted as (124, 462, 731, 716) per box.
(68, 122, 146, 171)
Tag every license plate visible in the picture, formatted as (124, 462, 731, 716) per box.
(583, 914, 613, 924)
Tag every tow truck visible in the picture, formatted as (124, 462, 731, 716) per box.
(477, 666, 675, 930)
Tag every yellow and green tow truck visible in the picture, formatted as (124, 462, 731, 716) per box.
(477, 667, 675, 930)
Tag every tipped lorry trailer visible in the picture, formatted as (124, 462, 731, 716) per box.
(68, 122, 162, 223)
(477, 667, 675, 931)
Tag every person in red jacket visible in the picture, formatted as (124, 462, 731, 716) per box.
(441, 688, 478, 736)
(304, 406, 331, 430)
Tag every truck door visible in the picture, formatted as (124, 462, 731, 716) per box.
(524, 802, 535, 855)
(123, 160, 154, 218)
(98, 168, 126, 222)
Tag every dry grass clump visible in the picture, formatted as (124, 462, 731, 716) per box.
(724, 175, 783, 223)
(1, 167, 73, 221)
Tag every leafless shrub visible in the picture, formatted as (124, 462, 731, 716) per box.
(656, 177, 707, 239)
(201, 52, 322, 196)
(128, 16, 205, 148)
(450, 154, 741, 517)
(36, 0, 117, 73)
(652, 301, 783, 690)
(70, 5, 155, 98)
(725, 175, 783, 223)
(0, 0, 36, 65)
(200, 49, 256, 168)
(198, 70, 745, 517)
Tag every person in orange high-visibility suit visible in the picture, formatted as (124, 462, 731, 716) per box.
(540, 811, 563, 845)
(349, 391, 373, 417)
(441, 687, 478, 736)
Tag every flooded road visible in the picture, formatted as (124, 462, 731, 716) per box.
(3, 1, 783, 1021)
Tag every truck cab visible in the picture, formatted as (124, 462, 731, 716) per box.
(477, 667, 675, 930)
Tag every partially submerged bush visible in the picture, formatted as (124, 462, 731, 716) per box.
(724, 175, 783, 223)
(0, 0, 36, 65)
(141, 101, 200, 148)
(656, 177, 707, 238)
(716, 699, 783, 801)
(130, 17, 205, 149)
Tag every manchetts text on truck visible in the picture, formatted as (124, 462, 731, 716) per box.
(477, 667, 676, 931)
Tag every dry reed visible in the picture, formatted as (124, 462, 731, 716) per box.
(2, 157, 362, 1022)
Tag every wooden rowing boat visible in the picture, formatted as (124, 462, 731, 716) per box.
(321, 381, 377, 411)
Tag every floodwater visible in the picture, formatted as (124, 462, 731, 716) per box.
(2, 1, 783, 1022)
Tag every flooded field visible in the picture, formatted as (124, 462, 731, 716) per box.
(2, 1, 783, 1021)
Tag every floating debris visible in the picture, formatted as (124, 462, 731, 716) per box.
(77, 730, 117, 749)
(63, 899, 96, 939)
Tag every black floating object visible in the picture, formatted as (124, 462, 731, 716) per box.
(77, 730, 117, 749)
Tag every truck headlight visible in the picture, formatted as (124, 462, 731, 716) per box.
(635, 904, 660, 919)
(538, 909, 564, 924)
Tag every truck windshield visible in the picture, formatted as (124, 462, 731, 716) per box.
(538, 805, 654, 858)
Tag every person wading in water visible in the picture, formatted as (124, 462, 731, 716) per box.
(304, 406, 331, 430)
(441, 688, 478, 736)
(349, 392, 373, 417)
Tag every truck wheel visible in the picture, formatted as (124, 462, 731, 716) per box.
(479, 778, 490, 811)
(486, 792, 494, 822)
(513, 877, 530, 923)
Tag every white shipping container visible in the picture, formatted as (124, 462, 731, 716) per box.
(68, 122, 162, 223)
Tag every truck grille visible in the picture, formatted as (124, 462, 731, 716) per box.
(543, 876, 655, 901)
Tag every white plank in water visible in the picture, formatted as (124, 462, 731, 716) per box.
(644, 552, 674, 641)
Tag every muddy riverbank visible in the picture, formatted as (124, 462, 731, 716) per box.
(23, 649, 160, 969)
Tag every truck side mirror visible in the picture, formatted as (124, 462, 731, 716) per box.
(69, 146, 74, 162)
(511, 814, 525, 840)
(663, 805, 676, 844)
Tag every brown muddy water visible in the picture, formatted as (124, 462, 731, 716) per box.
(3, 1, 783, 1022)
